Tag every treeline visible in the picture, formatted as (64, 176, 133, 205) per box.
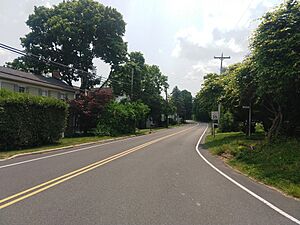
(5, 0, 193, 137)
(194, 0, 300, 140)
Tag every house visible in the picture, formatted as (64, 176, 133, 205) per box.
(0, 66, 76, 100)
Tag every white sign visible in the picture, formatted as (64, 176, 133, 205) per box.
(211, 111, 219, 121)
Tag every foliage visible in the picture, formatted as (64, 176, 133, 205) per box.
(219, 111, 236, 132)
(110, 52, 168, 125)
(170, 86, 193, 121)
(193, 73, 223, 122)
(96, 101, 150, 136)
(7, 0, 127, 89)
(195, 0, 300, 139)
(205, 132, 300, 198)
(181, 90, 193, 120)
(68, 88, 113, 134)
(250, 0, 300, 139)
(0, 89, 68, 150)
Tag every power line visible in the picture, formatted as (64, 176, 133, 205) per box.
(0, 42, 132, 86)
(235, 0, 253, 28)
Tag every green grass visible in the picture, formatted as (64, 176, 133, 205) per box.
(204, 132, 300, 198)
(0, 124, 184, 160)
(0, 136, 113, 159)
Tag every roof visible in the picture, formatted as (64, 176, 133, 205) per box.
(0, 66, 75, 92)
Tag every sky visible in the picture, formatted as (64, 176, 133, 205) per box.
(0, 0, 283, 95)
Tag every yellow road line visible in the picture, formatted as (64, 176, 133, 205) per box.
(0, 144, 145, 204)
(0, 125, 196, 209)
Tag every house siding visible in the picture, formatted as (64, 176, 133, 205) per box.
(1, 81, 14, 91)
(0, 79, 75, 100)
(27, 86, 39, 95)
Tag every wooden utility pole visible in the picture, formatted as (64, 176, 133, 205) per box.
(214, 52, 230, 75)
(131, 67, 134, 100)
(214, 52, 230, 126)
(165, 87, 169, 128)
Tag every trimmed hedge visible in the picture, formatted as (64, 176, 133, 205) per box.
(0, 89, 68, 150)
(94, 101, 150, 136)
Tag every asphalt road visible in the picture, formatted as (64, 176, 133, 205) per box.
(0, 123, 299, 225)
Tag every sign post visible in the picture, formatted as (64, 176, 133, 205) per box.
(242, 105, 251, 137)
(211, 111, 219, 138)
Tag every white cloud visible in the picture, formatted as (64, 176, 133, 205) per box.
(0, 49, 7, 56)
(185, 59, 220, 81)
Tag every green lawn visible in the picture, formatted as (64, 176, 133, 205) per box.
(0, 136, 113, 159)
(204, 132, 300, 198)
(0, 125, 183, 160)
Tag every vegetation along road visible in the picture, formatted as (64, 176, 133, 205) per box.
(0, 123, 299, 225)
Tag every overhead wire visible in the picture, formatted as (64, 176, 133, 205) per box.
(0, 42, 132, 86)
(234, 0, 254, 28)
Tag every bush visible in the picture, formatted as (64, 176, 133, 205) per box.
(67, 88, 113, 135)
(219, 111, 236, 132)
(95, 101, 150, 136)
(0, 89, 68, 150)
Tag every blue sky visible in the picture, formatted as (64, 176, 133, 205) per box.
(0, 0, 282, 95)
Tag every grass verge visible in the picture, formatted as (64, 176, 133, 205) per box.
(0, 124, 184, 160)
(204, 132, 300, 198)
(0, 136, 113, 159)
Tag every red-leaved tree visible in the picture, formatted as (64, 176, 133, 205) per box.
(68, 88, 113, 134)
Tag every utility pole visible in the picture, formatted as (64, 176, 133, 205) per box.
(214, 52, 230, 75)
(131, 67, 134, 101)
(214, 52, 230, 126)
(165, 87, 169, 128)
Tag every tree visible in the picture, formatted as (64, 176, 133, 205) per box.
(193, 73, 224, 122)
(110, 52, 169, 125)
(110, 52, 145, 101)
(68, 88, 113, 134)
(7, 0, 127, 90)
(181, 90, 193, 120)
(250, 0, 300, 139)
(170, 86, 184, 119)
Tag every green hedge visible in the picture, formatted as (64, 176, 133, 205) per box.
(94, 101, 150, 136)
(0, 89, 68, 150)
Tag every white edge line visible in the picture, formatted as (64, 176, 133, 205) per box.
(195, 124, 300, 225)
(0, 131, 158, 169)
(0, 125, 195, 169)
(0, 139, 128, 169)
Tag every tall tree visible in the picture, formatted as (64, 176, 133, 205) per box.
(181, 90, 193, 120)
(110, 52, 169, 124)
(193, 73, 224, 122)
(171, 86, 184, 120)
(250, 0, 300, 139)
(7, 0, 127, 90)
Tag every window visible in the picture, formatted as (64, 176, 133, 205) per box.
(60, 93, 66, 100)
(19, 87, 25, 93)
(41, 90, 48, 97)
(38, 89, 48, 97)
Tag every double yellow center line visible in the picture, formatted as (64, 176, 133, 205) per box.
(0, 125, 195, 209)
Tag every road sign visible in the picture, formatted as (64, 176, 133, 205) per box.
(211, 111, 219, 121)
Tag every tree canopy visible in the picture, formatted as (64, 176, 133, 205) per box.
(170, 86, 193, 121)
(110, 51, 169, 124)
(193, 0, 300, 139)
(7, 0, 127, 90)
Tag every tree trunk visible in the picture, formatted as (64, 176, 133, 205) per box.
(267, 104, 282, 141)
(100, 67, 114, 89)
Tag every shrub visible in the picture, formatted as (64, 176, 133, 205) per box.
(219, 111, 236, 132)
(67, 88, 113, 135)
(0, 89, 68, 150)
(96, 101, 150, 136)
